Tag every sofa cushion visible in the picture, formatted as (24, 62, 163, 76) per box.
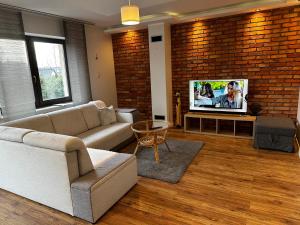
(2, 114, 55, 133)
(48, 108, 88, 136)
(99, 106, 117, 126)
(77, 123, 133, 150)
(71, 149, 137, 223)
(73, 149, 135, 189)
(78, 104, 101, 130)
(89, 100, 106, 109)
(87, 148, 133, 169)
(23, 132, 94, 175)
(0, 126, 32, 143)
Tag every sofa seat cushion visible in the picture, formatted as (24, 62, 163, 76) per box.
(73, 148, 136, 190)
(87, 148, 132, 169)
(48, 108, 88, 136)
(2, 114, 55, 133)
(77, 123, 133, 150)
(71, 149, 137, 222)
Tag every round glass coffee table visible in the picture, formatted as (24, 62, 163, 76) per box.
(131, 120, 171, 163)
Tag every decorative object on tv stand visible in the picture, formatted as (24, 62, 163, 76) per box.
(121, 0, 140, 25)
(175, 91, 182, 128)
(249, 103, 262, 116)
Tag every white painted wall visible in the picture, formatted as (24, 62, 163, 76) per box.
(164, 24, 173, 124)
(148, 23, 173, 123)
(22, 12, 64, 38)
(85, 25, 118, 107)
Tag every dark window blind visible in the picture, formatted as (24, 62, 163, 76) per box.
(64, 21, 91, 105)
(0, 9, 35, 120)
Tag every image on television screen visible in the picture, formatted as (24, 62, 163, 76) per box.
(189, 79, 248, 113)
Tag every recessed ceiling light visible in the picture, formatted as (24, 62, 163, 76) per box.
(166, 12, 180, 17)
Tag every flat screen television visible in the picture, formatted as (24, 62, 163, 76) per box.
(189, 79, 248, 113)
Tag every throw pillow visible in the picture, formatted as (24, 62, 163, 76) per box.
(99, 106, 117, 126)
(89, 100, 106, 109)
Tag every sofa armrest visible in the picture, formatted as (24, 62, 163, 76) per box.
(116, 112, 134, 123)
(116, 108, 139, 124)
(71, 153, 137, 223)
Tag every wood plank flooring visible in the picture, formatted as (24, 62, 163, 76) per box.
(1, 129, 300, 225)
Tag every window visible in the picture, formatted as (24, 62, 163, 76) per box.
(26, 36, 72, 108)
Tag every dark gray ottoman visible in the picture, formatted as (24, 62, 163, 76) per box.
(254, 116, 296, 152)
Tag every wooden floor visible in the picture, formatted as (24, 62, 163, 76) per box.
(1, 129, 300, 225)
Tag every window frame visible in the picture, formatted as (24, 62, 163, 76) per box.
(26, 36, 72, 108)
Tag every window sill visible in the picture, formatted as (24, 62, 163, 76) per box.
(36, 102, 74, 114)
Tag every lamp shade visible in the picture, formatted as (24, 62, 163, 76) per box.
(121, 4, 140, 25)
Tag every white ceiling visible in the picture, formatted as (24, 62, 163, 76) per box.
(0, 0, 253, 27)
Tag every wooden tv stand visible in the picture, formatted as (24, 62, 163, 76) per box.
(184, 112, 256, 139)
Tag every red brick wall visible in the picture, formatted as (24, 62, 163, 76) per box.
(172, 6, 300, 119)
(112, 29, 152, 119)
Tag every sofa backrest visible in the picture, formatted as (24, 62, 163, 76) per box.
(47, 108, 89, 136)
(23, 131, 94, 175)
(0, 126, 32, 142)
(2, 101, 108, 136)
(0, 126, 94, 177)
(0, 126, 94, 215)
(77, 103, 101, 130)
(2, 114, 55, 133)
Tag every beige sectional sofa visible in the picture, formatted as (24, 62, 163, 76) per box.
(0, 102, 137, 223)
(4, 102, 135, 150)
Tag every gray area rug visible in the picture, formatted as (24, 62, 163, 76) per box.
(135, 139, 204, 183)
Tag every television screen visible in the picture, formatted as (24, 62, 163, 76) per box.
(189, 79, 248, 113)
